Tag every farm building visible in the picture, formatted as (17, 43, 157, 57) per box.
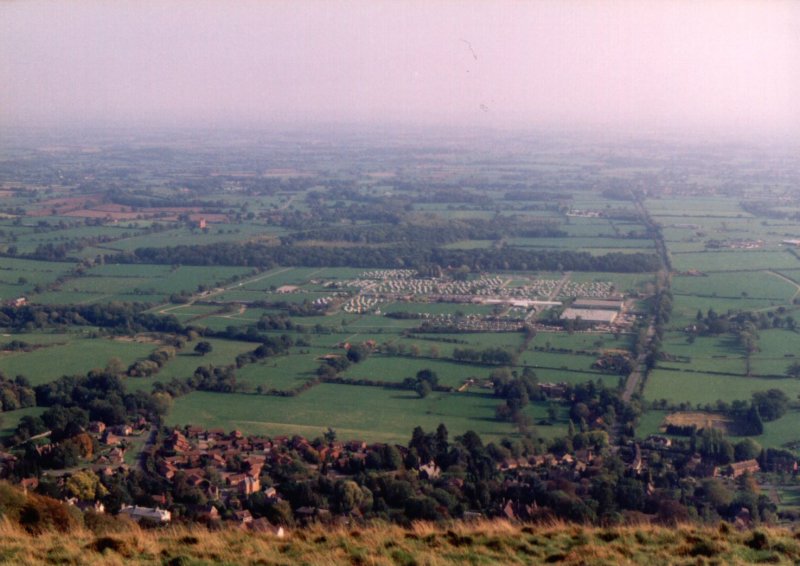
(561, 308, 618, 324)
(571, 299, 623, 310)
(714, 459, 760, 479)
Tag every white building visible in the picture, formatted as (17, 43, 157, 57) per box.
(561, 308, 618, 324)
(119, 505, 172, 523)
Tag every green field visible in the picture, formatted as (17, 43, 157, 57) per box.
(442, 240, 496, 250)
(658, 334, 745, 375)
(531, 367, 619, 387)
(561, 219, 623, 238)
(668, 294, 780, 327)
(7, 224, 148, 254)
(507, 236, 653, 250)
(0, 406, 46, 439)
(32, 264, 255, 305)
(342, 355, 479, 388)
(235, 350, 322, 390)
(750, 329, 800, 377)
(671, 250, 798, 272)
(634, 409, 670, 438)
(518, 350, 600, 373)
(644, 368, 800, 405)
(567, 271, 654, 292)
(530, 331, 633, 351)
(755, 410, 800, 451)
(166, 385, 567, 444)
(646, 197, 750, 217)
(155, 338, 258, 382)
(104, 224, 278, 251)
(0, 336, 154, 385)
(0, 257, 76, 298)
(124, 337, 261, 392)
(672, 271, 798, 301)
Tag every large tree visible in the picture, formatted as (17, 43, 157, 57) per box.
(194, 341, 213, 356)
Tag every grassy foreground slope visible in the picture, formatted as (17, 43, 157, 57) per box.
(3, 519, 800, 565)
(0, 477, 798, 565)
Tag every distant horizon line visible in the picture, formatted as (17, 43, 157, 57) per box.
(2, 120, 799, 147)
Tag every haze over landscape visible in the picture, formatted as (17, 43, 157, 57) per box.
(1, 0, 799, 136)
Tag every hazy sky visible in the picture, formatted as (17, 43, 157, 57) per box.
(1, 1, 798, 136)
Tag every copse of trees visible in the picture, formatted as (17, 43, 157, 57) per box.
(0, 372, 36, 413)
(751, 389, 789, 422)
(346, 343, 372, 364)
(34, 370, 170, 428)
(316, 355, 351, 378)
(690, 308, 795, 337)
(402, 369, 439, 398)
(492, 367, 540, 424)
(127, 346, 178, 378)
(234, 335, 294, 368)
(566, 379, 640, 434)
(188, 365, 238, 393)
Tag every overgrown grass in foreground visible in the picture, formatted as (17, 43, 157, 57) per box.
(3, 519, 800, 565)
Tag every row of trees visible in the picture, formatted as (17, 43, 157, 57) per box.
(0, 303, 182, 334)
(110, 242, 661, 273)
(281, 217, 567, 246)
(452, 347, 517, 366)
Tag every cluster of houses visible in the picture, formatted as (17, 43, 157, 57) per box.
(705, 239, 764, 250)
(153, 427, 622, 525)
(7, 419, 799, 530)
(280, 269, 626, 323)
(339, 271, 618, 304)
(158, 428, 270, 501)
(340, 294, 383, 314)
(13, 420, 145, 481)
(153, 428, 412, 525)
(338, 272, 497, 297)
(311, 295, 334, 308)
(355, 269, 417, 280)
(633, 437, 791, 484)
(145, 424, 797, 528)
(566, 209, 603, 218)
(417, 313, 526, 332)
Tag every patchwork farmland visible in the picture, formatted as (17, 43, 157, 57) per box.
(1, 130, 800, 528)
